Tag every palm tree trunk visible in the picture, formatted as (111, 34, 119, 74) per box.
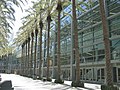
(39, 20, 43, 79)
(44, 31, 46, 66)
(99, 0, 112, 86)
(30, 32, 34, 77)
(23, 42, 25, 76)
(34, 27, 38, 79)
(56, 1, 62, 80)
(27, 37, 30, 76)
(72, 0, 80, 83)
(46, 15, 52, 80)
(57, 11, 61, 80)
(21, 44, 24, 75)
(25, 40, 28, 76)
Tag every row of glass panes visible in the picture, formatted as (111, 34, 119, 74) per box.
(47, 0, 120, 64)
(109, 16, 120, 37)
(77, 5, 100, 30)
(107, 0, 120, 16)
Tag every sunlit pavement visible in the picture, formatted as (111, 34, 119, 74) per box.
(0, 74, 101, 90)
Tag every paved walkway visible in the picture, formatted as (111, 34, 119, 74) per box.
(0, 74, 101, 90)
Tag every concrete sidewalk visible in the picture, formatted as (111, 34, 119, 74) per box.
(0, 73, 101, 90)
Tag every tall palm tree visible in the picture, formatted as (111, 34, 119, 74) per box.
(25, 0, 57, 80)
(21, 43, 24, 75)
(25, 39, 28, 76)
(71, 0, 81, 86)
(30, 32, 34, 77)
(27, 36, 30, 76)
(0, 0, 24, 36)
(46, 14, 52, 80)
(23, 41, 26, 76)
(56, 0, 62, 82)
(23, 42, 26, 76)
(13, 1, 46, 78)
(43, 31, 47, 76)
(13, 29, 32, 76)
(99, 0, 112, 86)
(33, 22, 38, 79)
(23, 1, 50, 79)
(0, 0, 24, 56)
(39, 19, 43, 79)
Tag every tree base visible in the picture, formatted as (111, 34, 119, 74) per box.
(37, 77, 42, 80)
(71, 81, 84, 87)
(42, 77, 52, 82)
(42, 78, 46, 82)
(54, 79, 64, 84)
(46, 78, 52, 82)
(101, 85, 119, 90)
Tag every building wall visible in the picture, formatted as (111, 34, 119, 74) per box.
(45, 0, 120, 83)
(3, 0, 119, 84)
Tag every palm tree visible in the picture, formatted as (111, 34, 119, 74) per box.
(0, 0, 24, 48)
(23, 1, 50, 79)
(33, 21, 38, 79)
(13, 3, 38, 77)
(13, 30, 32, 76)
(23, 42, 26, 76)
(26, 0, 57, 80)
(70, 0, 93, 87)
(71, 0, 82, 87)
(18, 13, 39, 77)
(30, 32, 34, 77)
(46, 0, 70, 82)
(99, 0, 112, 86)
(56, 0, 63, 82)
(43, 31, 47, 76)
(27, 36, 30, 76)
(13, 1, 45, 78)
(46, 14, 52, 80)
(25, 39, 28, 76)
(0, 0, 27, 75)
(23, 41, 26, 76)
(43, 0, 70, 83)
(21, 43, 24, 75)
(38, 19, 43, 79)
(0, 29, 9, 50)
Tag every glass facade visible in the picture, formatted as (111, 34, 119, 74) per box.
(43, 0, 120, 83)
(4, 0, 119, 83)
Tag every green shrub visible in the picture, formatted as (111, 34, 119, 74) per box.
(71, 81, 84, 87)
(101, 85, 119, 90)
(54, 79, 64, 84)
